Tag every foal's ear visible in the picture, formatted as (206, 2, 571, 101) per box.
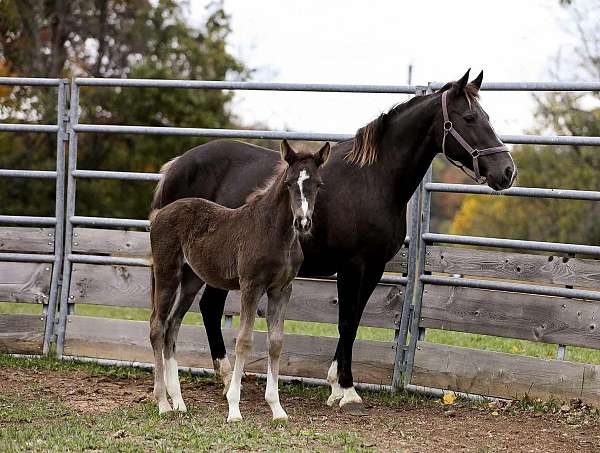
(470, 70, 483, 92)
(280, 139, 297, 164)
(454, 68, 471, 95)
(314, 142, 331, 167)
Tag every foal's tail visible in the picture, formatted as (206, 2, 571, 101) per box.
(149, 156, 180, 222)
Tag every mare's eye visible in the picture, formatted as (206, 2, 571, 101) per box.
(464, 114, 475, 123)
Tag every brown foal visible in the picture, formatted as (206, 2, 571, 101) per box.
(149, 140, 330, 421)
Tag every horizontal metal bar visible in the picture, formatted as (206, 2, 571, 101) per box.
(0, 123, 58, 133)
(74, 124, 351, 141)
(423, 232, 600, 256)
(0, 169, 57, 179)
(429, 81, 600, 91)
(0, 77, 61, 86)
(73, 124, 600, 147)
(421, 274, 600, 302)
(75, 78, 416, 93)
(60, 355, 392, 392)
(0, 252, 55, 263)
(67, 254, 150, 267)
(70, 216, 150, 229)
(404, 384, 506, 403)
(500, 134, 600, 146)
(426, 183, 600, 201)
(0, 215, 56, 226)
(72, 169, 161, 181)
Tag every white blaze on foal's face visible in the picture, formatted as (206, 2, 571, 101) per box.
(297, 169, 310, 227)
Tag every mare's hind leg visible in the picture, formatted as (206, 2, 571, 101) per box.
(264, 283, 292, 422)
(163, 265, 205, 412)
(226, 282, 263, 422)
(199, 286, 232, 394)
(150, 265, 182, 414)
(328, 260, 385, 412)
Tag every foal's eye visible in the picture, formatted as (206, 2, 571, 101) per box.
(464, 114, 476, 123)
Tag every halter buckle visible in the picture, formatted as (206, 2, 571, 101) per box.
(443, 121, 453, 131)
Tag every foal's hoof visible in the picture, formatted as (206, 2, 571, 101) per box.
(158, 401, 173, 415)
(172, 399, 187, 412)
(270, 417, 288, 427)
(339, 401, 368, 416)
(227, 414, 243, 423)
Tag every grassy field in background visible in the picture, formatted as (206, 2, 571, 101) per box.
(2, 301, 600, 365)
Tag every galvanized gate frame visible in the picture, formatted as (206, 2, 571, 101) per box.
(3, 76, 600, 395)
(0, 77, 68, 355)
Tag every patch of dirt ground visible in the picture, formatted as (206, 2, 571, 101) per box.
(2, 365, 600, 452)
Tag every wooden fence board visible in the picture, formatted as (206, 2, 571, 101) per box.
(0, 227, 55, 254)
(420, 285, 600, 349)
(70, 264, 404, 328)
(0, 262, 51, 304)
(426, 246, 600, 290)
(72, 228, 150, 258)
(72, 227, 408, 273)
(64, 315, 395, 384)
(0, 314, 45, 354)
(412, 341, 600, 405)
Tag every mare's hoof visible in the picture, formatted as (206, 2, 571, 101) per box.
(339, 401, 368, 416)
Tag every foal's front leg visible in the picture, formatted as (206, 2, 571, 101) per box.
(265, 284, 292, 422)
(226, 283, 262, 422)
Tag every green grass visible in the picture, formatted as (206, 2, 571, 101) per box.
(0, 354, 416, 452)
(3, 300, 600, 365)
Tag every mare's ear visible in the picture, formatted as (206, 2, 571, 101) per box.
(471, 70, 483, 92)
(280, 139, 297, 164)
(454, 68, 471, 95)
(314, 142, 331, 167)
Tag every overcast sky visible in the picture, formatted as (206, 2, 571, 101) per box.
(188, 0, 575, 137)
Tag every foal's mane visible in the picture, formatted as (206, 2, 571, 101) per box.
(345, 82, 480, 167)
(245, 160, 288, 204)
(245, 150, 316, 204)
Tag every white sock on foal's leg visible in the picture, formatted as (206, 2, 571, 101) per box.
(164, 356, 186, 412)
(326, 361, 344, 406)
(265, 362, 287, 421)
(226, 356, 245, 422)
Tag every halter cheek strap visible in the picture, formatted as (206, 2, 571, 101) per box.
(441, 90, 509, 184)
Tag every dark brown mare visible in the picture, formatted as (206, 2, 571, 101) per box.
(150, 140, 331, 421)
(150, 70, 517, 413)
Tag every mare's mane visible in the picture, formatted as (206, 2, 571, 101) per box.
(345, 82, 480, 167)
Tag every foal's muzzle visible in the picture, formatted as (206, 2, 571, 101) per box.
(294, 216, 312, 234)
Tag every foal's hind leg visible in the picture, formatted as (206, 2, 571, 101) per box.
(264, 283, 292, 422)
(163, 265, 205, 412)
(226, 282, 263, 422)
(150, 267, 182, 414)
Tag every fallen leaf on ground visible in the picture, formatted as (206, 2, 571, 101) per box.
(442, 392, 456, 405)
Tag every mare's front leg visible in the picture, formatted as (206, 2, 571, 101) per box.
(226, 282, 263, 422)
(264, 283, 292, 422)
(327, 260, 385, 412)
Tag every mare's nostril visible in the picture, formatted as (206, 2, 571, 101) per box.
(505, 166, 513, 179)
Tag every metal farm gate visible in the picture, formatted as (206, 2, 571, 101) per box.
(2, 77, 600, 403)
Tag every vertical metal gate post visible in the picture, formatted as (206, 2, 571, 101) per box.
(403, 165, 432, 386)
(42, 79, 69, 354)
(56, 80, 80, 357)
(392, 86, 427, 389)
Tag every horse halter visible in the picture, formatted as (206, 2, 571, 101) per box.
(441, 90, 509, 184)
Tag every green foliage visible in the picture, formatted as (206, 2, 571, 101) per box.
(0, 0, 248, 220)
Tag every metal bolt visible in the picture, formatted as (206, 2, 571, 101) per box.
(73, 242, 78, 246)
(48, 242, 53, 245)
(45, 267, 50, 271)
(69, 295, 74, 300)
